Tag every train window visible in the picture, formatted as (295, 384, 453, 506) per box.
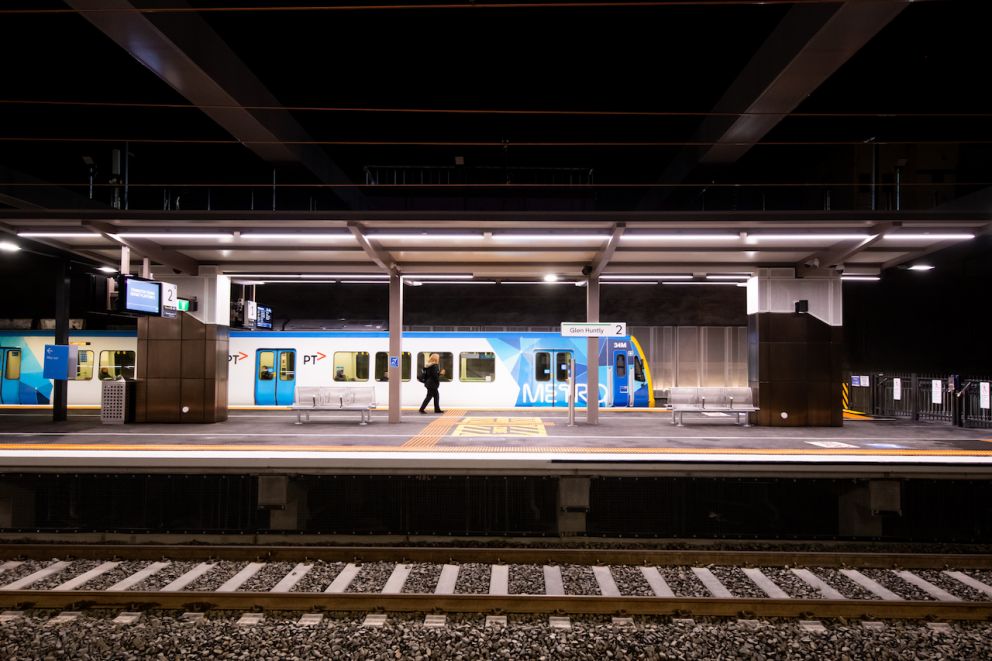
(99, 350, 135, 380)
(258, 351, 276, 380)
(417, 352, 453, 382)
(535, 352, 551, 382)
(633, 355, 646, 382)
(4, 349, 20, 380)
(76, 350, 94, 380)
(556, 352, 572, 382)
(615, 352, 627, 378)
(279, 352, 296, 381)
(375, 352, 410, 382)
(460, 352, 495, 382)
(333, 351, 369, 382)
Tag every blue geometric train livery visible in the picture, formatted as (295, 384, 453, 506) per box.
(0, 330, 654, 408)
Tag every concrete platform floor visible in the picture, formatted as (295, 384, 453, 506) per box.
(1, 408, 990, 474)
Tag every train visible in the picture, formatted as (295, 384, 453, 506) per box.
(0, 330, 655, 409)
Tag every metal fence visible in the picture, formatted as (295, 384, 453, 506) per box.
(844, 372, 992, 428)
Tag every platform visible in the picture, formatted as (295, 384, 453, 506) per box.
(2, 408, 991, 476)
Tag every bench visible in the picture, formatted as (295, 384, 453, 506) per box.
(669, 387, 758, 426)
(291, 386, 376, 425)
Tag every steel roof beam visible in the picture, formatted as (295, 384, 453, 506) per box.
(348, 222, 396, 272)
(84, 221, 199, 275)
(67, 0, 365, 210)
(800, 222, 896, 269)
(588, 223, 625, 278)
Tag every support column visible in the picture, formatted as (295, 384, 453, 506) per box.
(52, 260, 70, 422)
(388, 270, 403, 423)
(747, 267, 843, 426)
(586, 276, 600, 425)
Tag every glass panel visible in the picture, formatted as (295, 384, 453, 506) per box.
(460, 352, 495, 382)
(633, 355, 645, 382)
(334, 351, 369, 382)
(99, 350, 135, 380)
(279, 352, 295, 380)
(555, 352, 571, 382)
(615, 352, 627, 377)
(76, 350, 94, 380)
(535, 352, 551, 382)
(5, 350, 20, 380)
(419, 352, 453, 382)
(258, 351, 275, 380)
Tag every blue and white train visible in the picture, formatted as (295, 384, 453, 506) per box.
(0, 330, 654, 409)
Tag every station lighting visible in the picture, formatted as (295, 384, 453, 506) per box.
(841, 275, 881, 281)
(662, 281, 741, 286)
(908, 264, 935, 271)
(745, 234, 869, 242)
(0, 240, 20, 252)
(882, 233, 975, 240)
(98, 266, 117, 273)
(543, 274, 560, 282)
(18, 231, 95, 238)
(600, 274, 693, 280)
(705, 274, 751, 280)
(369, 233, 482, 241)
(601, 281, 659, 285)
(116, 232, 234, 240)
(239, 233, 354, 240)
(621, 233, 739, 242)
(492, 233, 608, 242)
(402, 274, 474, 280)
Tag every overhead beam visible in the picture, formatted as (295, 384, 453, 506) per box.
(68, 0, 365, 210)
(84, 221, 200, 275)
(348, 222, 395, 272)
(589, 224, 625, 277)
(800, 222, 896, 269)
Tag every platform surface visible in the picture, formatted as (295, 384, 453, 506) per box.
(2, 408, 991, 475)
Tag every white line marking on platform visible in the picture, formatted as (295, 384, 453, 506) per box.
(237, 613, 263, 626)
(113, 612, 142, 625)
(544, 565, 564, 596)
(362, 613, 387, 627)
(217, 562, 265, 592)
(107, 562, 169, 591)
(485, 615, 507, 628)
(893, 571, 960, 601)
(326, 563, 360, 593)
(549, 616, 571, 629)
(162, 563, 216, 592)
(298, 613, 323, 627)
(593, 566, 621, 597)
(424, 614, 447, 628)
(742, 568, 789, 599)
(53, 561, 120, 591)
(0, 561, 24, 575)
(943, 571, 992, 597)
(790, 569, 847, 600)
(839, 569, 903, 600)
(435, 564, 459, 595)
(0, 561, 71, 590)
(271, 563, 312, 592)
(382, 564, 411, 594)
(0, 610, 24, 624)
(691, 567, 734, 598)
(46, 611, 81, 626)
(489, 565, 509, 595)
(639, 567, 674, 597)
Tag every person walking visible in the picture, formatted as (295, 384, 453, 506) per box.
(418, 353, 445, 414)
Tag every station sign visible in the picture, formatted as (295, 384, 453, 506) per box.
(981, 382, 990, 410)
(43, 344, 78, 381)
(177, 298, 191, 312)
(892, 377, 902, 401)
(160, 282, 178, 318)
(560, 322, 627, 337)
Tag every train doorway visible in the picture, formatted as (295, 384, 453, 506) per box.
(254, 349, 296, 406)
(535, 350, 573, 407)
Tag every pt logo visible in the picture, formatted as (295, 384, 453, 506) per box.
(228, 351, 249, 364)
(303, 352, 326, 365)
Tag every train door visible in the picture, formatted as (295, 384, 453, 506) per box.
(534, 350, 572, 407)
(254, 349, 297, 406)
(611, 345, 631, 407)
(0, 347, 21, 404)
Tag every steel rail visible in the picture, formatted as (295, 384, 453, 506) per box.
(0, 591, 989, 621)
(1, 544, 991, 569)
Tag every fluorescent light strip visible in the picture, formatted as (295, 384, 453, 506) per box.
(908, 264, 935, 271)
(621, 234, 739, 241)
(492, 234, 608, 242)
(302, 274, 388, 279)
(117, 232, 234, 239)
(369, 233, 482, 241)
(402, 274, 473, 280)
(747, 234, 869, 241)
(601, 281, 659, 285)
(339, 280, 389, 284)
(418, 281, 496, 285)
(240, 233, 353, 240)
(500, 281, 576, 285)
(841, 276, 881, 281)
(600, 274, 693, 280)
(706, 274, 751, 280)
(882, 233, 975, 240)
(663, 281, 742, 286)
(18, 231, 96, 238)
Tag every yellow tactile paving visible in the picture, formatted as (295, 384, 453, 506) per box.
(401, 410, 467, 448)
(452, 417, 550, 437)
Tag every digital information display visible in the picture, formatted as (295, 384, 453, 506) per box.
(124, 278, 162, 315)
(256, 305, 273, 329)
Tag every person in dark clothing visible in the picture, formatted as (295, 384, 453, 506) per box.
(419, 353, 445, 414)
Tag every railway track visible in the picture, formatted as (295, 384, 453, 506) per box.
(1, 545, 991, 622)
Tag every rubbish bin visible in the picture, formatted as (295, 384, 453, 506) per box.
(101, 379, 135, 424)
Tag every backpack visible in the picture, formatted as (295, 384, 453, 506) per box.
(417, 367, 426, 383)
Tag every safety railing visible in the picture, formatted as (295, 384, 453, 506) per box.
(844, 372, 992, 427)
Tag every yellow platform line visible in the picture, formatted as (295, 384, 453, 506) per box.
(401, 409, 467, 448)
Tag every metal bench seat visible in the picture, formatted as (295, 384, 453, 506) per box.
(291, 386, 376, 425)
(669, 386, 758, 426)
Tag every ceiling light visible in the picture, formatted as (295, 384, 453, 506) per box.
(239, 233, 353, 240)
(747, 234, 870, 241)
(18, 231, 96, 238)
(841, 275, 881, 281)
(369, 233, 482, 241)
(882, 233, 975, 241)
(705, 274, 751, 280)
(401, 274, 473, 280)
(117, 232, 234, 239)
(501, 280, 573, 285)
(600, 274, 692, 280)
(492, 234, 608, 242)
(0, 241, 22, 252)
(543, 274, 560, 282)
(338, 280, 389, 284)
(418, 281, 496, 285)
(98, 266, 117, 273)
(303, 273, 388, 279)
(663, 281, 742, 286)
(908, 264, 935, 271)
(621, 233, 739, 242)
(601, 281, 659, 285)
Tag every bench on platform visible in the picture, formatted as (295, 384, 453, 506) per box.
(291, 386, 376, 425)
(669, 387, 758, 426)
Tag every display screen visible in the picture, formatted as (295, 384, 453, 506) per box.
(123, 278, 161, 315)
(256, 305, 273, 329)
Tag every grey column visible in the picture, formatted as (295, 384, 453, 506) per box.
(53, 260, 70, 423)
(388, 270, 403, 423)
(586, 276, 599, 425)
